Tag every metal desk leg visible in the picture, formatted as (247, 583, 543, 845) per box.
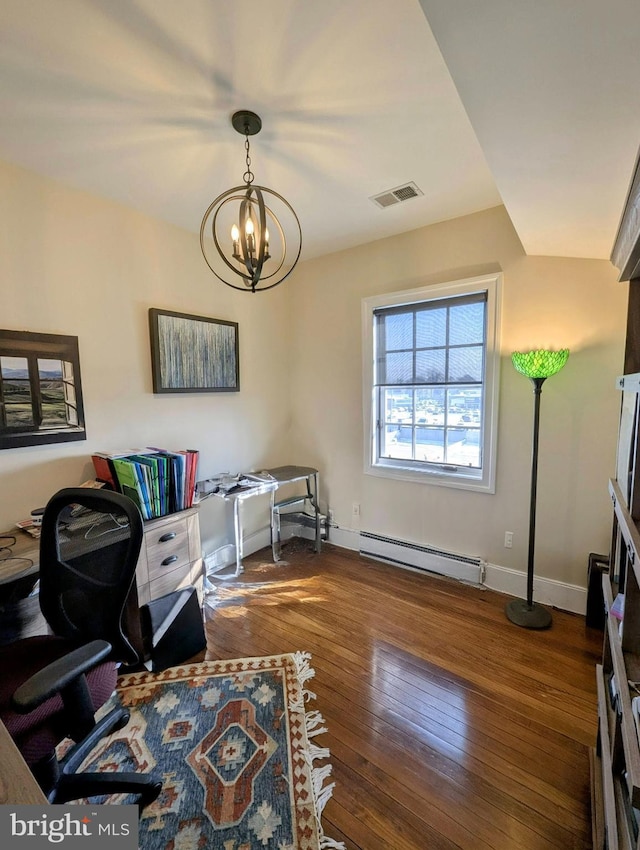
(313, 471, 321, 553)
(270, 489, 281, 562)
(233, 497, 243, 576)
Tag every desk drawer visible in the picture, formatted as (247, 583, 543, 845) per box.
(149, 560, 202, 601)
(145, 517, 190, 581)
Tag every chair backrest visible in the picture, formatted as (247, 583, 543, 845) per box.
(38, 488, 144, 665)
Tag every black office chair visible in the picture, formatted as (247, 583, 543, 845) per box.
(38, 486, 205, 673)
(0, 488, 161, 807)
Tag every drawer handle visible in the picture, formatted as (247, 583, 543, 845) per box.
(161, 555, 178, 566)
(158, 532, 177, 543)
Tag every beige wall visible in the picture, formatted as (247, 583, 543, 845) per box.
(0, 160, 628, 591)
(0, 159, 293, 548)
(289, 205, 628, 588)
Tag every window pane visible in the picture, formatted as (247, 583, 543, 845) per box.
(4, 405, 34, 427)
(66, 404, 78, 426)
(446, 427, 466, 459)
(449, 302, 485, 345)
(38, 358, 63, 380)
(41, 384, 68, 426)
(451, 387, 483, 424)
(423, 387, 445, 424)
(385, 351, 413, 384)
(415, 349, 445, 383)
(415, 426, 444, 462)
(382, 388, 413, 423)
(2, 380, 31, 404)
(1, 356, 33, 427)
(381, 424, 401, 458)
(38, 360, 67, 427)
(416, 308, 446, 347)
(1, 356, 28, 379)
(384, 313, 413, 351)
(390, 425, 414, 459)
(416, 388, 434, 424)
(446, 388, 461, 419)
(448, 346, 483, 382)
(446, 427, 481, 468)
(63, 383, 77, 405)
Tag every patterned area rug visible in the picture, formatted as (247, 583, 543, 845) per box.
(79, 653, 344, 850)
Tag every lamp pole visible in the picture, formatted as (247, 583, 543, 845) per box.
(526, 379, 546, 605)
(506, 375, 552, 629)
(506, 348, 570, 629)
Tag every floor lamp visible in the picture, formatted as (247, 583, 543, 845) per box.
(506, 348, 570, 630)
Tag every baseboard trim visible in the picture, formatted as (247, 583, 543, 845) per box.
(233, 525, 588, 616)
(326, 528, 586, 615)
(483, 562, 586, 616)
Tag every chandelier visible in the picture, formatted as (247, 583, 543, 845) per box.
(200, 110, 302, 293)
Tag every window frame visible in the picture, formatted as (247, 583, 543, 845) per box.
(0, 329, 86, 450)
(362, 273, 502, 493)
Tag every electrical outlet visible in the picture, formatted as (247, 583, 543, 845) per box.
(328, 509, 335, 525)
(352, 502, 360, 518)
(504, 531, 513, 549)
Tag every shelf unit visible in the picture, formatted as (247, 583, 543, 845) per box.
(593, 373, 640, 849)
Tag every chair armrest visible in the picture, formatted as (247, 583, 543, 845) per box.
(11, 640, 112, 713)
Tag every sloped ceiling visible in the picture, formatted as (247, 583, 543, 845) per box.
(0, 0, 638, 263)
(419, 0, 640, 261)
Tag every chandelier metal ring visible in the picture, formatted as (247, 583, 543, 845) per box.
(200, 184, 300, 292)
(200, 110, 302, 293)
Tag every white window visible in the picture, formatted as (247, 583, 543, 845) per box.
(362, 273, 501, 493)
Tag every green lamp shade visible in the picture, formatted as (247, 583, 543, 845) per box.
(512, 348, 569, 379)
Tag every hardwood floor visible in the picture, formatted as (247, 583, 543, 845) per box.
(203, 540, 602, 850)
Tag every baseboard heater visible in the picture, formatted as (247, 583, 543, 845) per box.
(359, 531, 485, 585)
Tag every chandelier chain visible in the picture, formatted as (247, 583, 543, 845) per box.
(243, 134, 254, 185)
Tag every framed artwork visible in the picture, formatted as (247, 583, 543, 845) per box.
(149, 308, 240, 394)
(0, 329, 86, 449)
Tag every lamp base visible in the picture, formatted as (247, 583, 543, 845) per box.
(505, 598, 552, 630)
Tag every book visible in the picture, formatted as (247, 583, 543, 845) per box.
(94, 447, 198, 518)
(150, 448, 190, 511)
(130, 454, 161, 518)
(180, 449, 199, 508)
(133, 460, 154, 519)
(153, 454, 168, 516)
(188, 450, 199, 506)
(112, 458, 151, 520)
(92, 449, 157, 492)
(91, 454, 118, 490)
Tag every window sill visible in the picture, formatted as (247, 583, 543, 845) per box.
(366, 461, 495, 494)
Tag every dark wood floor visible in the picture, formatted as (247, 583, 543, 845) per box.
(202, 540, 602, 850)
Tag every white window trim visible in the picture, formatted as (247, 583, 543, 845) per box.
(362, 272, 502, 494)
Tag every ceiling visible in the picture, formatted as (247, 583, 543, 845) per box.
(0, 0, 639, 264)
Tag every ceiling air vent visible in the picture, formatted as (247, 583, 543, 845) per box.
(370, 182, 423, 209)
